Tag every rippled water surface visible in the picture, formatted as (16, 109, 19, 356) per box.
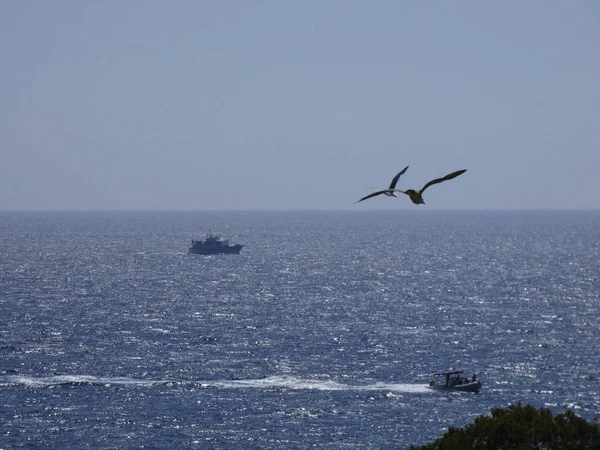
(1, 210, 599, 448)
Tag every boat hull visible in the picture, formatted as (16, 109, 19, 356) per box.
(189, 245, 244, 255)
(428, 381, 481, 393)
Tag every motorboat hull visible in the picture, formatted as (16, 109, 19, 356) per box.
(428, 381, 481, 393)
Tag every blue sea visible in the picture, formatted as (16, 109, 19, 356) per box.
(1, 210, 599, 449)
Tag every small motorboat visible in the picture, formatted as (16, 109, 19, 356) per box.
(427, 370, 481, 393)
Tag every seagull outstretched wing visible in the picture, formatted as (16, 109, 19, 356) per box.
(388, 166, 409, 190)
(419, 169, 467, 194)
(355, 189, 394, 203)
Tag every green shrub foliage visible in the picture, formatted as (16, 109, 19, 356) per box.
(409, 403, 600, 450)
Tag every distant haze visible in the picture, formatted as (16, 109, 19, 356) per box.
(2, 1, 599, 210)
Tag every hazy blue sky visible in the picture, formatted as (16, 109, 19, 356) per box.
(2, 1, 599, 210)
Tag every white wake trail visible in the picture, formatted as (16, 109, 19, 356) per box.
(3, 374, 432, 393)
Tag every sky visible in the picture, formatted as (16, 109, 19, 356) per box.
(1, 1, 599, 210)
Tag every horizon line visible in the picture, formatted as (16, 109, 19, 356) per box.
(1, 208, 599, 213)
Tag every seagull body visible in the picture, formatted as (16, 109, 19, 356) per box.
(356, 169, 467, 205)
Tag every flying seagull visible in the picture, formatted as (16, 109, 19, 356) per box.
(356, 169, 467, 205)
(355, 166, 409, 203)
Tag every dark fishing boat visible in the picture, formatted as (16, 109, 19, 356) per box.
(189, 232, 244, 255)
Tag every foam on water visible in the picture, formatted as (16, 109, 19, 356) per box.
(213, 375, 432, 393)
(2, 374, 432, 393)
(3, 375, 175, 388)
